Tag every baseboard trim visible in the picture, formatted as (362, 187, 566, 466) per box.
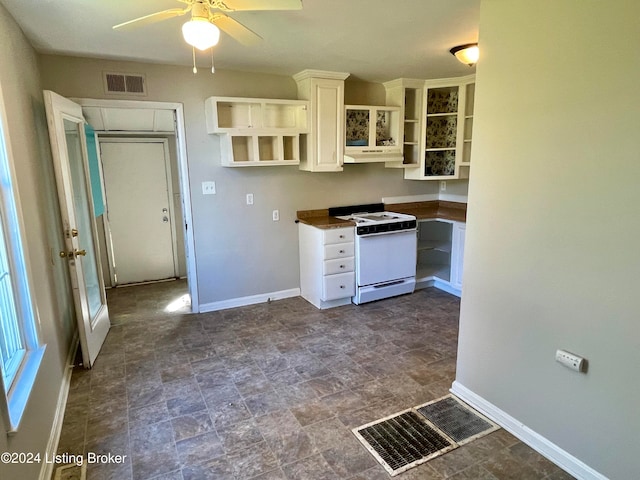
(199, 288, 301, 313)
(450, 381, 607, 480)
(415, 278, 461, 298)
(39, 334, 79, 480)
(432, 279, 461, 297)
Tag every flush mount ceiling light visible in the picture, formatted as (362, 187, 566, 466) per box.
(450, 43, 479, 67)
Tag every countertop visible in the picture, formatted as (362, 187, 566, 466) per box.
(296, 201, 467, 229)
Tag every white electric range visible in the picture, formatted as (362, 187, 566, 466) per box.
(330, 205, 417, 304)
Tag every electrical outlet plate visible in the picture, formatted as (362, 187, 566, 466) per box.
(202, 181, 216, 195)
(555, 349, 585, 372)
(272, 209, 279, 221)
(246, 193, 254, 205)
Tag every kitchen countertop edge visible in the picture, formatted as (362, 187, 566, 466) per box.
(296, 201, 467, 229)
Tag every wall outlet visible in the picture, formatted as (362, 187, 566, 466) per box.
(202, 181, 216, 195)
(246, 193, 254, 205)
(555, 349, 586, 372)
(440, 181, 447, 192)
(272, 209, 279, 221)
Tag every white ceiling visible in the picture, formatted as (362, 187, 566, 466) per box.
(0, 0, 480, 83)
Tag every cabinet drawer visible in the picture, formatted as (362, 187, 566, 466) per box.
(322, 272, 355, 301)
(323, 228, 354, 245)
(323, 257, 354, 275)
(324, 242, 354, 260)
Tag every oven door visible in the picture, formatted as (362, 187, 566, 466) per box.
(355, 230, 417, 287)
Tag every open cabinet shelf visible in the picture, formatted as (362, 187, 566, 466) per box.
(205, 96, 309, 167)
(206, 96, 309, 134)
(221, 134, 300, 167)
(383, 78, 425, 169)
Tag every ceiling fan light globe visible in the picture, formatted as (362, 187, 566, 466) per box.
(182, 18, 220, 50)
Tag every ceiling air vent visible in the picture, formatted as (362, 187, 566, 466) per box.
(103, 72, 147, 96)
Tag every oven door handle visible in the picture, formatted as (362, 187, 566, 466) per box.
(357, 229, 416, 238)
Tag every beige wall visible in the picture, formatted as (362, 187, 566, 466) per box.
(0, 4, 76, 479)
(456, 1, 640, 478)
(39, 55, 438, 307)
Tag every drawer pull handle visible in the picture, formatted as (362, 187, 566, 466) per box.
(340, 265, 345, 269)
(340, 285, 345, 289)
(339, 235, 344, 238)
(339, 250, 344, 253)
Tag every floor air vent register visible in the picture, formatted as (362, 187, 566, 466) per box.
(353, 394, 500, 476)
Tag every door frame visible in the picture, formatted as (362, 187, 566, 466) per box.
(72, 98, 199, 312)
(98, 137, 179, 286)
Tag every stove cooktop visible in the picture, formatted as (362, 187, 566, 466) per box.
(336, 211, 416, 225)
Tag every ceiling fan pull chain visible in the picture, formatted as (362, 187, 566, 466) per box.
(192, 46, 198, 74)
(211, 49, 215, 74)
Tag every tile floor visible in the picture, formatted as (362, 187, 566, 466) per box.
(55, 280, 575, 480)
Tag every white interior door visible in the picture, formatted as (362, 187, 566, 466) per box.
(100, 139, 177, 285)
(43, 90, 110, 368)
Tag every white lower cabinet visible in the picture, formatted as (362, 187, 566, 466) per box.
(451, 222, 466, 291)
(324, 257, 354, 275)
(416, 219, 465, 297)
(299, 223, 355, 309)
(322, 272, 354, 301)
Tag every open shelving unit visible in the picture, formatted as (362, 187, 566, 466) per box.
(461, 83, 475, 167)
(416, 219, 453, 284)
(383, 78, 425, 169)
(220, 134, 300, 166)
(205, 96, 309, 167)
(424, 85, 460, 179)
(343, 105, 402, 163)
(389, 75, 474, 181)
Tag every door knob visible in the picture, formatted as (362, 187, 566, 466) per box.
(162, 216, 169, 223)
(71, 228, 79, 237)
(75, 249, 87, 257)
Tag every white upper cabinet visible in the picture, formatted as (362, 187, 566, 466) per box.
(205, 96, 309, 167)
(407, 75, 475, 180)
(343, 105, 402, 163)
(383, 78, 425, 169)
(385, 75, 475, 180)
(205, 97, 309, 134)
(293, 70, 350, 172)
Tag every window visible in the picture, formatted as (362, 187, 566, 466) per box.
(0, 218, 26, 388)
(0, 89, 45, 432)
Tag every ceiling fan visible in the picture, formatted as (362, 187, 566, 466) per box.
(113, 0, 303, 49)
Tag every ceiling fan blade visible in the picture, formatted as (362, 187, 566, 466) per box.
(113, 7, 190, 30)
(217, 0, 302, 11)
(212, 15, 263, 46)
